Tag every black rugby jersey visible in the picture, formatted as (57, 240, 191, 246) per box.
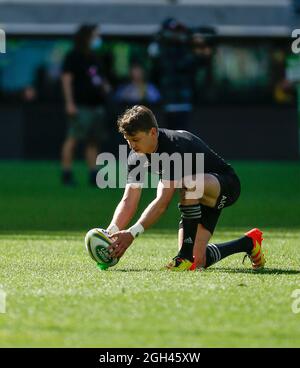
(127, 129, 235, 183)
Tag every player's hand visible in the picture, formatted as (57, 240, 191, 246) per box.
(108, 231, 134, 259)
(66, 102, 77, 116)
(193, 242, 207, 270)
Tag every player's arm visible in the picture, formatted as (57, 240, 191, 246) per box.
(138, 179, 176, 230)
(107, 184, 142, 233)
(109, 180, 177, 258)
(61, 72, 77, 116)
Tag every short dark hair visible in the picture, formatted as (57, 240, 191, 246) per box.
(74, 24, 98, 53)
(117, 105, 158, 136)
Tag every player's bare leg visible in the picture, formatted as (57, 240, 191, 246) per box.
(61, 137, 77, 185)
(181, 173, 221, 208)
(85, 143, 98, 169)
(85, 142, 99, 186)
(177, 227, 183, 252)
(62, 137, 77, 169)
(192, 225, 212, 269)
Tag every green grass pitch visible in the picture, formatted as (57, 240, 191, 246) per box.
(0, 160, 299, 347)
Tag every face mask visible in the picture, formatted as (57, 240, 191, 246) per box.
(90, 37, 102, 50)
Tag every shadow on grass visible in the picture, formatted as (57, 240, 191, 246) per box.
(110, 267, 300, 275)
(110, 268, 161, 272)
(211, 267, 300, 275)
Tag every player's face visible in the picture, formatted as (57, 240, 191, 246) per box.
(124, 128, 158, 154)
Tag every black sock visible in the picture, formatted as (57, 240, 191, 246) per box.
(205, 236, 253, 268)
(177, 218, 198, 261)
(89, 169, 98, 186)
(177, 204, 202, 262)
(62, 169, 74, 185)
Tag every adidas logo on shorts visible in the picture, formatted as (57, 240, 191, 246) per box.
(184, 237, 193, 244)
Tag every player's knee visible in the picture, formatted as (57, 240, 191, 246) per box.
(64, 138, 76, 151)
(179, 188, 200, 206)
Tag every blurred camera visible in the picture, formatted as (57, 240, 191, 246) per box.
(155, 18, 216, 55)
(190, 26, 217, 48)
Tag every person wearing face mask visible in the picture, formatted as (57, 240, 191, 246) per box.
(61, 24, 111, 186)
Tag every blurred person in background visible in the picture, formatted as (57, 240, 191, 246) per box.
(271, 50, 296, 105)
(61, 24, 111, 186)
(114, 62, 160, 106)
(148, 18, 215, 130)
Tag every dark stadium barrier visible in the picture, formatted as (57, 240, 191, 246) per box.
(0, 104, 298, 160)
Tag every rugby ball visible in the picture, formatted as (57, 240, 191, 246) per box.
(85, 228, 119, 268)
